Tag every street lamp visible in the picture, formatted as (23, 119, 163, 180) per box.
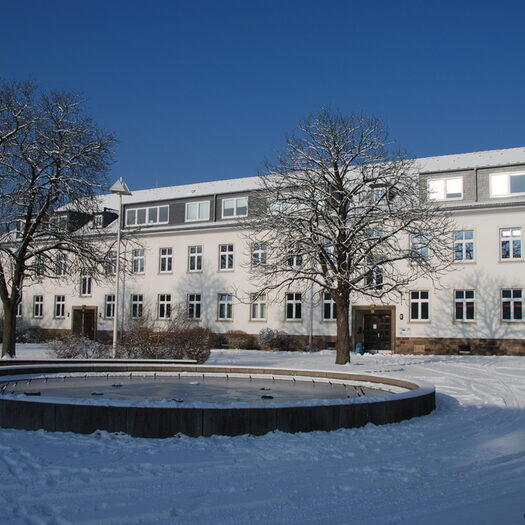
(109, 178, 132, 358)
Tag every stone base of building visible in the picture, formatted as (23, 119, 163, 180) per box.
(395, 337, 525, 356)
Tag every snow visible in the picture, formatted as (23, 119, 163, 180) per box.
(1, 344, 524, 524)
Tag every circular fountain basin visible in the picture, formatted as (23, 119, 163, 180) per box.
(0, 361, 435, 437)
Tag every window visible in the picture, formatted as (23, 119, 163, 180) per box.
(33, 295, 43, 318)
(159, 248, 173, 273)
(219, 244, 234, 270)
(80, 270, 92, 296)
(410, 291, 429, 321)
(105, 294, 115, 319)
(188, 246, 202, 272)
(251, 243, 267, 267)
(410, 234, 429, 262)
(55, 253, 67, 276)
(454, 231, 474, 261)
(502, 289, 523, 321)
(287, 244, 303, 268)
(131, 294, 143, 318)
(187, 293, 201, 319)
(35, 255, 45, 277)
(322, 292, 336, 321)
(49, 214, 68, 231)
(132, 249, 145, 273)
(105, 251, 117, 275)
(16, 296, 22, 317)
(218, 293, 233, 320)
(125, 205, 169, 226)
(285, 292, 302, 320)
(455, 290, 475, 321)
(185, 201, 210, 222)
(428, 177, 463, 200)
(500, 228, 522, 260)
(365, 255, 384, 289)
(158, 294, 172, 319)
(222, 197, 248, 218)
(250, 293, 267, 320)
(490, 172, 525, 197)
(54, 295, 65, 318)
(92, 214, 103, 228)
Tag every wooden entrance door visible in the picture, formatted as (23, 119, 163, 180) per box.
(72, 308, 97, 339)
(363, 313, 391, 351)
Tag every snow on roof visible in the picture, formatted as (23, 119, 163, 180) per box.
(97, 147, 525, 208)
(416, 146, 525, 173)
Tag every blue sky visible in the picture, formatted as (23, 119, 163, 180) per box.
(2, 0, 524, 191)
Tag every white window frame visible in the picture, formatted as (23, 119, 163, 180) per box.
(33, 295, 43, 318)
(501, 289, 523, 322)
(287, 244, 303, 268)
(159, 247, 173, 273)
(157, 294, 172, 319)
(427, 177, 463, 201)
(125, 205, 169, 226)
(185, 201, 210, 222)
(55, 253, 67, 276)
(490, 172, 525, 197)
(132, 249, 145, 274)
(188, 245, 203, 272)
(500, 228, 522, 260)
(54, 295, 65, 318)
(285, 292, 302, 321)
(454, 290, 475, 322)
(222, 197, 248, 218)
(251, 243, 267, 268)
(104, 294, 115, 319)
(217, 293, 233, 320)
(80, 270, 92, 296)
(409, 291, 430, 321)
(187, 293, 202, 320)
(322, 292, 336, 321)
(219, 244, 234, 270)
(105, 251, 117, 275)
(131, 294, 144, 319)
(250, 292, 267, 321)
(410, 234, 429, 263)
(454, 230, 475, 262)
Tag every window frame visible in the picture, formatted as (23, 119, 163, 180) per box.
(501, 288, 523, 322)
(250, 292, 267, 321)
(251, 242, 267, 268)
(80, 270, 92, 297)
(159, 247, 173, 273)
(219, 244, 234, 271)
(105, 251, 117, 275)
(217, 293, 233, 321)
(55, 253, 67, 276)
(188, 245, 203, 272)
(454, 290, 475, 322)
(157, 294, 172, 319)
(104, 294, 115, 319)
(322, 292, 337, 321)
(187, 293, 202, 320)
(54, 295, 65, 319)
(222, 197, 248, 219)
(427, 177, 463, 201)
(132, 249, 145, 274)
(285, 292, 302, 321)
(125, 205, 169, 227)
(453, 230, 475, 263)
(185, 201, 210, 222)
(33, 295, 43, 318)
(409, 290, 430, 322)
(499, 228, 522, 261)
(490, 172, 525, 198)
(130, 294, 144, 319)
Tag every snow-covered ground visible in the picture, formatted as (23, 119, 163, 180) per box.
(1, 345, 524, 525)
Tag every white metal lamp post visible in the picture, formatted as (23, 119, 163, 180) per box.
(109, 178, 132, 358)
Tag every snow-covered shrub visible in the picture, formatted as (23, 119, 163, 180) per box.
(51, 335, 110, 359)
(225, 330, 258, 350)
(257, 328, 290, 350)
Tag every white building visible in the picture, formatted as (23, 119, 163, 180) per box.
(19, 147, 525, 354)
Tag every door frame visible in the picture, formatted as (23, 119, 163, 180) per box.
(352, 305, 396, 352)
(71, 306, 98, 340)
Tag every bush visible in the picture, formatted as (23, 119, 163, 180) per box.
(257, 328, 290, 350)
(51, 335, 110, 359)
(225, 330, 259, 350)
(117, 314, 211, 363)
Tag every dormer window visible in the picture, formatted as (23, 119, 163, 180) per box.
(428, 177, 463, 201)
(490, 172, 525, 197)
(93, 214, 103, 228)
(125, 205, 169, 226)
(185, 201, 210, 222)
(222, 197, 248, 218)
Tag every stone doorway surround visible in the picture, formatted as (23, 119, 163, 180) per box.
(71, 306, 98, 340)
(352, 305, 396, 352)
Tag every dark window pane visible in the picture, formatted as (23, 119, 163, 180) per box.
(510, 174, 525, 193)
(411, 302, 419, 320)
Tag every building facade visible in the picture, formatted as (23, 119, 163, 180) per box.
(17, 147, 525, 354)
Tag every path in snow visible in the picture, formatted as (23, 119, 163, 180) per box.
(0, 346, 524, 524)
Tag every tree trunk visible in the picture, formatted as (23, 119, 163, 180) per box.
(2, 301, 17, 358)
(335, 295, 351, 365)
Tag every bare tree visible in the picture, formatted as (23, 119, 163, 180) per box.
(245, 109, 453, 364)
(0, 80, 115, 357)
